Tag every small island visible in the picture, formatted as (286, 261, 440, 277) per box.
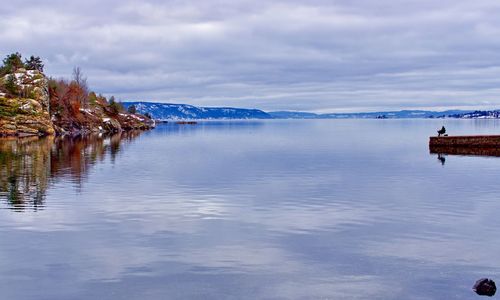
(0, 53, 155, 137)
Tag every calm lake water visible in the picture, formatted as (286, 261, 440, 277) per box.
(2, 120, 500, 299)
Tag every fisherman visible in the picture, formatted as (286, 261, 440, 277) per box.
(437, 126, 446, 137)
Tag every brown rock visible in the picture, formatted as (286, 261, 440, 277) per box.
(473, 278, 496, 297)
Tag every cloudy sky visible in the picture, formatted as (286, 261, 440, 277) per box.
(2, 0, 500, 112)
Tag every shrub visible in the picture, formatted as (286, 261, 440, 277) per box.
(97, 94, 107, 105)
(127, 105, 137, 114)
(108, 97, 124, 115)
(20, 86, 36, 99)
(88, 91, 97, 105)
(4, 75, 19, 96)
(32, 74, 44, 80)
(48, 78, 86, 118)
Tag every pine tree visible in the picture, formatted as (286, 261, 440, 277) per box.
(24, 56, 44, 72)
(1, 53, 24, 75)
(127, 105, 137, 114)
(107, 96, 124, 115)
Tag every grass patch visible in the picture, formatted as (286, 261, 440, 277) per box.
(32, 74, 43, 80)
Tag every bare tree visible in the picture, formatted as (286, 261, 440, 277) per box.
(72, 66, 89, 108)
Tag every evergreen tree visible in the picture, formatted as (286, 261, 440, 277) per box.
(1, 53, 24, 75)
(127, 105, 137, 114)
(24, 56, 44, 72)
(4, 74, 19, 96)
(107, 96, 124, 115)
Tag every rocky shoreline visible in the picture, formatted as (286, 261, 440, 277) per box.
(0, 54, 154, 137)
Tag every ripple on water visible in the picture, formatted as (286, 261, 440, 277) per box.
(1, 120, 500, 299)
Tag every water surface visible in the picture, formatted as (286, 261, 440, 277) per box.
(1, 120, 500, 299)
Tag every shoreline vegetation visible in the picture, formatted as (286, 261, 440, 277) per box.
(0, 53, 155, 137)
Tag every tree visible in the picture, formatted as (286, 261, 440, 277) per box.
(72, 66, 89, 107)
(88, 91, 97, 104)
(24, 56, 44, 72)
(107, 96, 124, 115)
(4, 74, 19, 96)
(72, 67, 87, 87)
(48, 78, 78, 115)
(1, 53, 24, 75)
(127, 105, 137, 114)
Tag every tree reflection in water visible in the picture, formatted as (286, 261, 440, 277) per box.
(0, 131, 142, 211)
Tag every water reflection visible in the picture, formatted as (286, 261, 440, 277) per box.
(437, 153, 446, 165)
(0, 137, 52, 211)
(430, 145, 500, 157)
(0, 131, 142, 211)
(3, 121, 500, 299)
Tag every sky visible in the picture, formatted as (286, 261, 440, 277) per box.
(2, 0, 500, 113)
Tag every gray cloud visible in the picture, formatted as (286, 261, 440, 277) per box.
(2, 0, 500, 112)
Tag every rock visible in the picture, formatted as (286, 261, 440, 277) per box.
(1, 66, 153, 137)
(0, 70, 54, 136)
(106, 117, 121, 132)
(473, 278, 496, 297)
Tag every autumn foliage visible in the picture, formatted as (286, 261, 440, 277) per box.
(49, 66, 118, 128)
(49, 79, 83, 116)
(0, 52, 154, 135)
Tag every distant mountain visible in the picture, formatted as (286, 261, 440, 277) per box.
(269, 110, 475, 119)
(123, 102, 272, 120)
(446, 110, 500, 119)
(269, 111, 320, 119)
(122, 101, 487, 120)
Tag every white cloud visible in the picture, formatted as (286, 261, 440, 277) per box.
(2, 0, 500, 112)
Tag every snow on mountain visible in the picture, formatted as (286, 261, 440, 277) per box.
(123, 102, 490, 120)
(269, 110, 476, 119)
(123, 102, 272, 120)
